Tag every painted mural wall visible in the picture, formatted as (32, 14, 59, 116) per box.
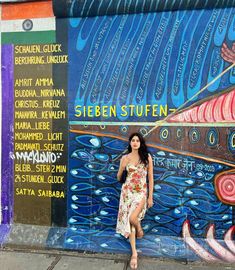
(0, 0, 235, 263)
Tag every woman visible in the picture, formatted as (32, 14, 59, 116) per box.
(116, 132, 154, 269)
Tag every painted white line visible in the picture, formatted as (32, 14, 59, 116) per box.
(1, 17, 55, 32)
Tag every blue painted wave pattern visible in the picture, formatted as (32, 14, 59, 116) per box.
(69, 8, 235, 122)
(53, 0, 235, 18)
(65, 133, 233, 258)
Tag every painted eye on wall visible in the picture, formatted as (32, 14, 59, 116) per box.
(22, 19, 33, 31)
(206, 128, 219, 147)
(159, 127, 170, 142)
(228, 130, 235, 154)
(189, 128, 200, 144)
(176, 127, 184, 141)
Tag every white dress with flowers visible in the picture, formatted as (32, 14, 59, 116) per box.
(116, 163, 147, 238)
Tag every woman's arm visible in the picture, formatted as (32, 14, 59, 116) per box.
(117, 155, 128, 181)
(147, 154, 154, 208)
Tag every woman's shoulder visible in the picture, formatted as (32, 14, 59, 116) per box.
(120, 154, 130, 166)
(122, 154, 129, 161)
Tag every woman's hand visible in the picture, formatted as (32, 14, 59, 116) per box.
(147, 197, 153, 208)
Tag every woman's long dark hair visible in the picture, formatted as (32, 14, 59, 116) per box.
(128, 132, 149, 166)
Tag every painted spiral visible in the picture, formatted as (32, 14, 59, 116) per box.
(215, 173, 235, 205)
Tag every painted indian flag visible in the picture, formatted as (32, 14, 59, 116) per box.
(1, 0, 55, 44)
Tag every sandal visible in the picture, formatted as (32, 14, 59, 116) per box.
(130, 254, 138, 269)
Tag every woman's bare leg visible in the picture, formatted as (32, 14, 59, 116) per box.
(129, 198, 146, 238)
(129, 226, 138, 269)
(129, 225, 137, 255)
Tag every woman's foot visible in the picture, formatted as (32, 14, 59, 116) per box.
(130, 253, 138, 269)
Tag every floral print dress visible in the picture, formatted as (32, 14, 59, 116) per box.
(116, 163, 147, 238)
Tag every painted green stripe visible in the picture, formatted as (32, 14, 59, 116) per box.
(2, 31, 56, 44)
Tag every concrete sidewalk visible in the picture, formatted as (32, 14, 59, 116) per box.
(0, 248, 235, 270)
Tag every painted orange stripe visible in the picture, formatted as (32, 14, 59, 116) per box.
(2, 0, 53, 20)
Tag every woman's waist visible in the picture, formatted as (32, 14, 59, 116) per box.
(126, 177, 147, 185)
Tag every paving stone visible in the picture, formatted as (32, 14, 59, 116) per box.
(0, 251, 56, 270)
(53, 256, 125, 270)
